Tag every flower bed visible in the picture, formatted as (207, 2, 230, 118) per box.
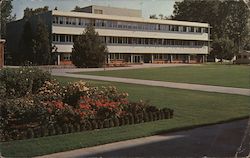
(0, 68, 174, 141)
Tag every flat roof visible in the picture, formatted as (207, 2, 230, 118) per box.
(52, 10, 209, 28)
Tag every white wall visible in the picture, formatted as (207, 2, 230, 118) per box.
(54, 43, 208, 55)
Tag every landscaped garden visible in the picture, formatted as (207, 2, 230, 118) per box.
(0, 68, 173, 142)
(1, 72, 249, 157)
(75, 64, 250, 88)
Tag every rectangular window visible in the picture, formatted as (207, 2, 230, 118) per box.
(60, 35, 65, 42)
(94, 9, 103, 14)
(183, 26, 187, 32)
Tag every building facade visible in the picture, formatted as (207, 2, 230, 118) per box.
(7, 5, 211, 65)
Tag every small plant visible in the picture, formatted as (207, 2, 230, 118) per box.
(26, 128, 34, 139)
(103, 119, 110, 128)
(113, 117, 120, 127)
(91, 120, 98, 129)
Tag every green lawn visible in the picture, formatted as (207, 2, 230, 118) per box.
(1, 76, 250, 157)
(75, 64, 250, 88)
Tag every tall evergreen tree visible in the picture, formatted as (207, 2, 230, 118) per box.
(72, 25, 108, 68)
(23, 6, 49, 19)
(0, 0, 15, 38)
(18, 21, 34, 64)
(33, 19, 51, 65)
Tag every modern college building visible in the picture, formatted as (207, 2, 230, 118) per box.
(7, 5, 211, 65)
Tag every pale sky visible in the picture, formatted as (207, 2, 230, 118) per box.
(12, 0, 177, 20)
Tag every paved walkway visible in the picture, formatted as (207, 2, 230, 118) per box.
(37, 118, 250, 158)
(52, 65, 250, 96)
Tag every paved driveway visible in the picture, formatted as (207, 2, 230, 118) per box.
(39, 118, 250, 158)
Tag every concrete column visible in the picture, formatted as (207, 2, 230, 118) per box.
(188, 55, 190, 63)
(170, 54, 173, 63)
(57, 54, 60, 65)
(151, 54, 154, 63)
(107, 54, 110, 64)
(202, 55, 205, 63)
(130, 54, 133, 63)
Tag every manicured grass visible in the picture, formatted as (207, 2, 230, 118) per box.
(75, 64, 250, 88)
(1, 76, 250, 157)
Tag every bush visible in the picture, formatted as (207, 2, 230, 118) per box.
(103, 119, 110, 128)
(91, 120, 98, 129)
(0, 67, 51, 98)
(26, 128, 34, 139)
(113, 117, 120, 127)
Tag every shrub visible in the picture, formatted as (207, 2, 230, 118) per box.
(62, 124, 69, 134)
(124, 116, 130, 125)
(63, 81, 90, 107)
(103, 119, 110, 128)
(143, 112, 149, 122)
(55, 125, 62, 135)
(91, 120, 98, 129)
(41, 126, 49, 137)
(113, 117, 120, 127)
(26, 128, 34, 139)
(0, 67, 51, 98)
(68, 124, 74, 133)
(85, 120, 92, 130)
(74, 123, 81, 132)
(128, 114, 134, 124)
(109, 119, 114, 128)
(98, 121, 104, 129)
(119, 117, 125, 126)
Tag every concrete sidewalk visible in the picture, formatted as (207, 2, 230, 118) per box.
(52, 72, 250, 96)
(37, 118, 250, 158)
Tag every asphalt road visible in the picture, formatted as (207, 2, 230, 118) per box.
(40, 118, 250, 158)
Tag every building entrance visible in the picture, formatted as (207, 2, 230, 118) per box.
(133, 55, 143, 63)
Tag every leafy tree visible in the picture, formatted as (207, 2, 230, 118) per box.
(18, 21, 34, 64)
(172, 0, 249, 58)
(172, 0, 221, 39)
(72, 25, 108, 68)
(211, 37, 236, 61)
(149, 14, 158, 19)
(23, 6, 49, 19)
(32, 19, 51, 65)
(74, 6, 81, 11)
(0, 0, 15, 38)
(218, 0, 249, 49)
(149, 14, 170, 20)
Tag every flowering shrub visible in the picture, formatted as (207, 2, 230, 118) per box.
(0, 77, 174, 141)
(63, 80, 90, 107)
(0, 67, 51, 98)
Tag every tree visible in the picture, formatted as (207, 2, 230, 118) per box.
(18, 21, 34, 64)
(149, 14, 158, 19)
(211, 37, 236, 61)
(218, 0, 249, 49)
(72, 25, 108, 68)
(0, 0, 15, 38)
(149, 14, 170, 20)
(23, 6, 49, 19)
(74, 6, 81, 11)
(32, 19, 51, 65)
(172, 0, 221, 39)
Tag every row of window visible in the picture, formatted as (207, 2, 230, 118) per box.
(52, 16, 209, 33)
(52, 34, 208, 47)
(109, 53, 199, 60)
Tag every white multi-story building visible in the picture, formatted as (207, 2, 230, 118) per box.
(7, 5, 211, 65)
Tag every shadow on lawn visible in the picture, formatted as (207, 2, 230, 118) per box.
(81, 119, 249, 157)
